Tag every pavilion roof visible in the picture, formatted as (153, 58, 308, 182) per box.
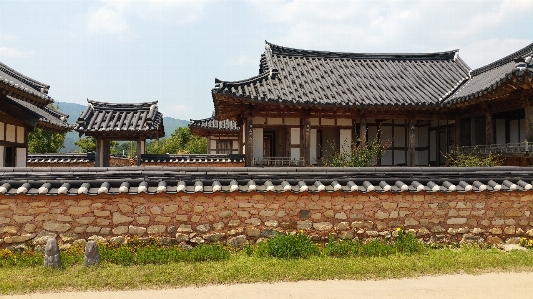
(189, 115, 239, 136)
(73, 100, 165, 139)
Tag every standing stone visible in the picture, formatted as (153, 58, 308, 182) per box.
(84, 241, 100, 266)
(44, 238, 61, 269)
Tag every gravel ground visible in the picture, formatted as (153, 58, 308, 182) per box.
(2, 272, 531, 299)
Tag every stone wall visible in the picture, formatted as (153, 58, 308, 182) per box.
(1, 191, 533, 248)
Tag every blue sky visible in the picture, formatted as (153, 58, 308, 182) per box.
(1, 0, 532, 120)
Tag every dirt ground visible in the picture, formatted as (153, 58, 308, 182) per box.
(2, 272, 531, 299)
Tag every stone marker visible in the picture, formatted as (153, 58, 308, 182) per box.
(44, 238, 61, 269)
(84, 240, 100, 266)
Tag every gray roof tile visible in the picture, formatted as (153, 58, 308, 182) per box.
(6, 95, 69, 131)
(0, 62, 52, 101)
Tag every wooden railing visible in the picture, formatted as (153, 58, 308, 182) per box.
(253, 157, 305, 166)
(452, 141, 530, 156)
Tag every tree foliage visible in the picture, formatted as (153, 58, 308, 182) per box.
(27, 104, 67, 153)
(74, 136, 120, 154)
(444, 149, 503, 167)
(322, 131, 390, 167)
(146, 127, 207, 154)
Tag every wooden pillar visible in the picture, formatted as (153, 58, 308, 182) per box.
(244, 116, 253, 167)
(454, 115, 462, 149)
(524, 101, 533, 142)
(351, 119, 358, 150)
(237, 116, 243, 154)
(95, 137, 101, 167)
(485, 108, 493, 145)
(407, 117, 416, 167)
(136, 138, 142, 166)
(359, 116, 367, 145)
(102, 139, 110, 167)
(301, 115, 311, 166)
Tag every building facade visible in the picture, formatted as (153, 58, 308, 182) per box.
(198, 42, 533, 166)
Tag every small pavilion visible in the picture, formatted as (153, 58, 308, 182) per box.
(74, 100, 165, 166)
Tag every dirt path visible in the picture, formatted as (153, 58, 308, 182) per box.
(2, 272, 531, 299)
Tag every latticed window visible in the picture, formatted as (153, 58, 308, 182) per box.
(216, 140, 232, 154)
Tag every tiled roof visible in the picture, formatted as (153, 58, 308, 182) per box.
(189, 116, 239, 133)
(446, 43, 533, 105)
(1, 167, 532, 195)
(141, 154, 245, 163)
(73, 100, 165, 138)
(213, 41, 471, 110)
(27, 153, 95, 164)
(6, 95, 69, 131)
(0, 62, 52, 102)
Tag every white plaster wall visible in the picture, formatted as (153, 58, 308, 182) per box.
(267, 118, 282, 125)
(0, 122, 4, 141)
(16, 126, 24, 143)
(339, 129, 352, 154)
(310, 129, 317, 164)
(16, 147, 26, 167)
(253, 128, 263, 158)
(285, 118, 300, 125)
(321, 118, 335, 126)
(6, 124, 16, 142)
(310, 118, 319, 126)
(0, 146, 3, 167)
(253, 117, 266, 124)
(337, 119, 352, 126)
(232, 140, 239, 152)
(210, 140, 217, 154)
(495, 119, 505, 144)
(290, 128, 300, 145)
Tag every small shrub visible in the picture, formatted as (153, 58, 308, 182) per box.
(445, 149, 502, 167)
(519, 237, 533, 249)
(393, 228, 424, 255)
(323, 131, 390, 167)
(324, 239, 362, 257)
(257, 232, 321, 259)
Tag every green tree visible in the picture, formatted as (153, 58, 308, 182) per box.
(28, 128, 67, 153)
(145, 127, 207, 154)
(75, 136, 119, 154)
(27, 104, 67, 153)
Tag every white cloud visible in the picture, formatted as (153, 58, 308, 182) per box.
(460, 38, 533, 69)
(248, 0, 533, 58)
(87, 6, 129, 35)
(86, 0, 212, 36)
(0, 46, 33, 58)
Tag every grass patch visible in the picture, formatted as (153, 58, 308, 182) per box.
(1, 236, 533, 294)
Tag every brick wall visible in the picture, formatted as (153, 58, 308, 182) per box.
(1, 191, 532, 247)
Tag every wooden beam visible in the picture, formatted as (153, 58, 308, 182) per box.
(244, 115, 253, 167)
(407, 117, 416, 167)
(302, 115, 310, 166)
(485, 107, 493, 145)
(359, 116, 367, 146)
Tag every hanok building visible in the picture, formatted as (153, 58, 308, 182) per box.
(199, 41, 533, 167)
(73, 100, 165, 166)
(0, 62, 69, 167)
(189, 115, 240, 155)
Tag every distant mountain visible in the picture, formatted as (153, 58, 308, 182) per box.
(56, 102, 189, 152)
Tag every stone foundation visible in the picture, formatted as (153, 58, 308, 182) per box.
(2, 191, 533, 248)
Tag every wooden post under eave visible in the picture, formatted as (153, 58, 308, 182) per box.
(352, 119, 358, 151)
(485, 109, 493, 145)
(95, 137, 101, 167)
(454, 115, 462, 149)
(302, 117, 311, 166)
(524, 101, 533, 143)
(359, 117, 367, 146)
(136, 138, 142, 166)
(245, 117, 253, 167)
(407, 118, 416, 167)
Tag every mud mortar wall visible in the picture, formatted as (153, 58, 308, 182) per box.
(1, 191, 532, 247)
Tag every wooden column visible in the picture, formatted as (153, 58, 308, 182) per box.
(136, 138, 142, 166)
(102, 139, 110, 167)
(95, 137, 101, 167)
(359, 116, 367, 145)
(454, 115, 462, 149)
(407, 117, 416, 167)
(524, 100, 533, 142)
(352, 119, 358, 150)
(301, 115, 311, 166)
(237, 116, 243, 154)
(244, 116, 253, 167)
(485, 108, 493, 145)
